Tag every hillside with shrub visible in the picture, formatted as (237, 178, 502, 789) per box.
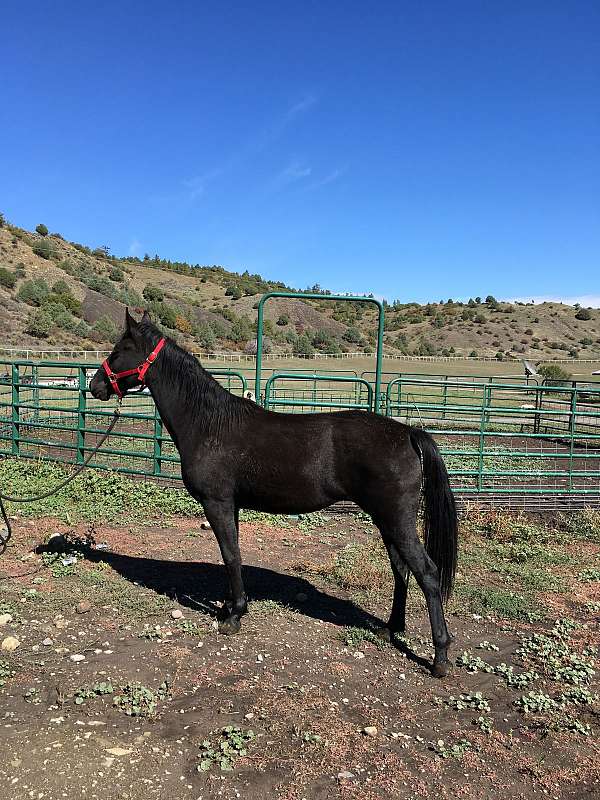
(0, 213, 599, 362)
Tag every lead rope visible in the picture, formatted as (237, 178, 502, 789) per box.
(0, 406, 121, 556)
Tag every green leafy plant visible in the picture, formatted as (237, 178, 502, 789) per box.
(0, 267, 16, 289)
(197, 726, 255, 771)
(340, 626, 386, 650)
(113, 681, 169, 716)
(446, 692, 491, 712)
(0, 661, 15, 688)
(431, 738, 475, 759)
(74, 681, 114, 704)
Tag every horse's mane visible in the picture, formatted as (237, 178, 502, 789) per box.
(138, 320, 252, 430)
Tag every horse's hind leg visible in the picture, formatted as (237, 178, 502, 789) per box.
(376, 541, 409, 641)
(202, 500, 248, 635)
(382, 507, 452, 677)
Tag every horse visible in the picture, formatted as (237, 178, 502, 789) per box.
(90, 310, 458, 677)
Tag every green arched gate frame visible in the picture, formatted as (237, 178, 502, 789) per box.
(254, 291, 386, 413)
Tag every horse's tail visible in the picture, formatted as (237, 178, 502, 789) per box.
(409, 427, 458, 602)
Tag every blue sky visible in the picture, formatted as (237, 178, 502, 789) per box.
(1, 1, 598, 304)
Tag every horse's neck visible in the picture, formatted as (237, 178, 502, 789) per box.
(145, 355, 219, 450)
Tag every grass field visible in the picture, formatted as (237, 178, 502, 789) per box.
(0, 468, 598, 799)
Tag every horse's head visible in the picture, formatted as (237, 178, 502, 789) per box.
(89, 309, 163, 400)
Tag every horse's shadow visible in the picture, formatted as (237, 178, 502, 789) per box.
(37, 541, 431, 669)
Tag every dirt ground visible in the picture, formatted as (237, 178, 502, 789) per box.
(0, 508, 598, 800)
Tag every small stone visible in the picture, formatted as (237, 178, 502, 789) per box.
(256, 653, 264, 663)
(244, 713, 254, 720)
(0, 613, 13, 626)
(76, 600, 91, 614)
(1, 636, 20, 652)
(54, 617, 68, 629)
(170, 609, 183, 620)
(42, 638, 53, 647)
(200, 521, 212, 530)
(338, 771, 355, 780)
(363, 726, 378, 737)
(106, 747, 132, 756)
(295, 592, 308, 602)
(70, 653, 85, 663)
(353, 651, 365, 659)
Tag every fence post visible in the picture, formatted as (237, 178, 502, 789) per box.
(477, 385, 489, 491)
(153, 405, 163, 477)
(568, 388, 577, 492)
(77, 367, 86, 464)
(32, 364, 40, 422)
(11, 364, 20, 456)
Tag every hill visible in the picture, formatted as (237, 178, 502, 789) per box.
(0, 214, 599, 363)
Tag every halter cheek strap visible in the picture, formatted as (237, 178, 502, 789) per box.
(102, 337, 166, 398)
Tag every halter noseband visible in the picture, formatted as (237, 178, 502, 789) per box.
(102, 337, 166, 398)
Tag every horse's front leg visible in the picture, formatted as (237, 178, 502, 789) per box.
(203, 501, 247, 634)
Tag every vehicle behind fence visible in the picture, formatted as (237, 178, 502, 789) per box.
(1, 358, 599, 505)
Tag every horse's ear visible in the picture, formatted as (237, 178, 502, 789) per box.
(125, 307, 138, 335)
(141, 309, 151, 324)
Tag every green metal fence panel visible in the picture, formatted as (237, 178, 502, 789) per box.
(1, 357, 600, 498)
(264, 373, 373, 413)
(255, 292, 385, 412)
(386, 377, 600, 495)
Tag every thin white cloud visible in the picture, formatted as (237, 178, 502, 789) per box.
(285, 94, 317, 120)
(273, 158, 312, 188)
(183, 95, 318, 200)
(305, 165, 348, 191)
(511, 294, 600, 308)
(128, 237, 142, 256)
(183, 167, 226, 200)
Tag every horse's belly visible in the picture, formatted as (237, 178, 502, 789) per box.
(237, 460, 345, 514)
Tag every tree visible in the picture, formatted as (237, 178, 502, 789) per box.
(91, 315, 119, 343)
(230, 316, 253, 344)
(293, 334, 315, 357)
(575, 308, 592, 321)
(0, 267, 16, 289)
(35, 223, 48, 236)
(33, 239, 53, 259)
(109, 265, 125, 282)
(538, 364, 572, 386)
(225, 285, 243, 300)
(196, 324, 216, 351)
(52, 279, 71, 295)
(343, 326, 361, 343)
(143, 284, 164, 302)
(18, 278, 50, 306)
(26, 307, 53, 338)
(175, 314, 194, 334)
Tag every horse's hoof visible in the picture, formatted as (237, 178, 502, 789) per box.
(431, 660, 452, 678)
(218, 617, 241, 636)
(375, 626, 392, 643)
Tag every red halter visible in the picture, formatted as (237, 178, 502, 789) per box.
(102, 338, 166, 398)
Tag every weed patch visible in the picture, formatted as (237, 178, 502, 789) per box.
(197, 726, 255, 772)
(340, 626, 386, 650)
(113, 681, 169, 716)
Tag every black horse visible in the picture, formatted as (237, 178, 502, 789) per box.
(90, 310, 458, 676)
